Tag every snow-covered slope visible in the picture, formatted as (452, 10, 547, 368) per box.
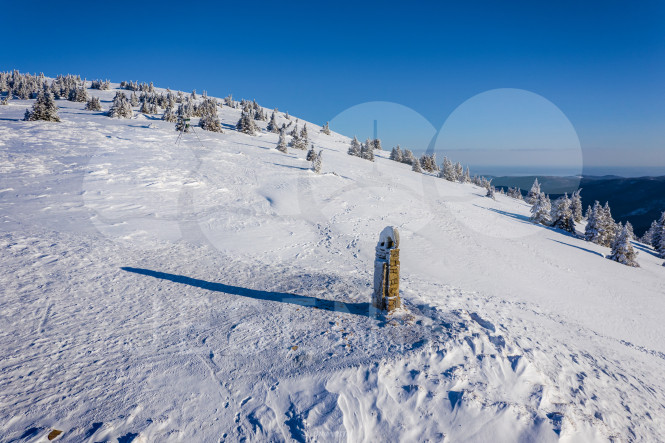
(1, 83, 664, 442)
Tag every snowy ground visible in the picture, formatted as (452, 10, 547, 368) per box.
(1, 85, 665, 442)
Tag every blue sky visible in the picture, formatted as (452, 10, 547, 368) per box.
(4, 0, 664, 175)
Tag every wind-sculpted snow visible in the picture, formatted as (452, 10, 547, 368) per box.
(1, 83, 665, 441)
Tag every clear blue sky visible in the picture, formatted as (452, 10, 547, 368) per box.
(4, 0, 664, 175)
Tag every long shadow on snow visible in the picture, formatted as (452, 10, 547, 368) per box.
(121, 267, 373, 317)
(549, 239, 604, 257)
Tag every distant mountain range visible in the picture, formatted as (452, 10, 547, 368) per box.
(492, 175, 665, 237)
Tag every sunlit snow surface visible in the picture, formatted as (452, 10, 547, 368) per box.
(1, 86, 665, 442)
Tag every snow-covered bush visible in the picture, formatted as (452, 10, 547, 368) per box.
(90, 79, 110, 90)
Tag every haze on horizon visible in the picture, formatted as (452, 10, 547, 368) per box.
(3, 0, 664, 176)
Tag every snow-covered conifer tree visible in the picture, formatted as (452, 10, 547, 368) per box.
(361, 140, 375, 161)
(530, 192, 552, 225)
(276, 129, 288, 153)
(130, 92, 139, 107)
(455, 162, 464, 182)
(624, 221, 635, 240)
(236, 111, 258, 135)
(601, 202, 618, 247)
(486, 185, 496, 200)
(321, 122, 331, 135)
(348, 136, 361, 157)
(649, 212, 665, 252)
(551, 193, 576, 233)
(24, 90, 60, 122)
(300, 124, 309, 145)
(267, 112, 279, 133)
(371, 138, 382, 150)
(84, 96, 102, 111)
(306, 144, 316, 161)
(402, 149, 416, 165)
(571, 189, 583, 222)
(607, 225, 640, 267)
(527, 178, 541, 204)
(440, 157, 456, 181)
(412, 159, 422, 173)
(584, 201, 604, 244)
(463, 166, 471, 183)
(108, 92, 133, 119)
(162, 105, 177, 123)
(390, 146, 403, 162)
(312, 150, 322, 173)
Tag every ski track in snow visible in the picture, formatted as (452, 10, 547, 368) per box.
(1, 85, 665, 442)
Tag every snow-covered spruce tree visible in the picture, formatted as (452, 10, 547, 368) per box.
(486, 185, 496, 200)
(306, 144, 316, 161)
(371, 138, 382, 150)
(312, 150, 322, 173)
(463, 166, 471, 184)
(527, 178, 541, 204)
(530, 192, 552, 225)
(139, 99, 152, 114)
(607, 225, 640, 267)
(68, 84, 88, 102)
(419, 154, 438, 172)
(198, 98, 223, 132)
(649, 211, 665, 252)
(390, 146, 403, 162)
(24, 90, 60, 122)
(236, 111, 258, 135)
(348, 136, 361, 157)
(601, 202, 618, 247)
(321, 121, 331, 135)
(108, 92, 133, 119)
(402, 149, 416, 165)
(571, 189, 583, 222)
(284, 111, 290, 120)
(551, 193, 576, 233)
(191, 89, 197, 100)
(267, 112, 279, 133)
(300, 124, 309, 146)
(130, 92, 139, 107)
(84, 96, 102, 111)
(162, 105, 177, 123)
(455, 162, 464, 182)
(584, 201, 604, 244)
(361, 140, 375, 161)
(624, 221, 635, 240)
(412, 158, 423, 173)
(276, 129, 288, 153)
(440, 157, 456, 181)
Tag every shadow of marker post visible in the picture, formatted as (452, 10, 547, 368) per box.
(120, 267, 373, 318)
